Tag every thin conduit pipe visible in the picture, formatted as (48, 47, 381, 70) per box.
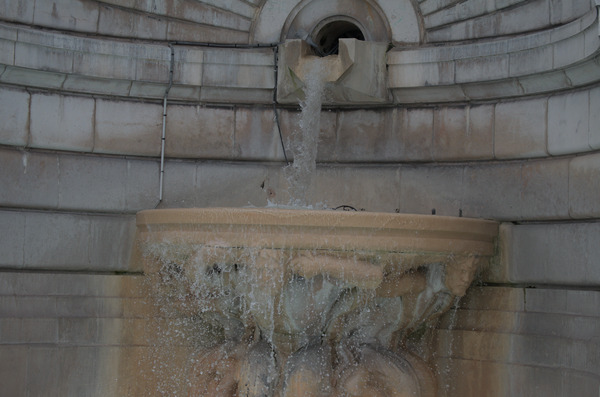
(156, 40, 286, 204)
(157, 43, 174, 205)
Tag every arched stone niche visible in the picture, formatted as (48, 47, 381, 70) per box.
(251, 0, 422, 45)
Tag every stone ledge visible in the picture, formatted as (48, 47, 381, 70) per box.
(1, 9, 599, 105)
(425, 0, 593, 42)
(0, 147, 598, 223)
(2, 86, 599, 161)
(389, 9, 600, 103)
(0, 209, 137, 272)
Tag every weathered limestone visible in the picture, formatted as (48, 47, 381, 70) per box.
(434, 286, 600, 396)
(1, 0, 599, 396)
(0, 272, 147, 396)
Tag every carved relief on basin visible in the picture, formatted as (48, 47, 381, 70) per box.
(131, 208, 498, 396)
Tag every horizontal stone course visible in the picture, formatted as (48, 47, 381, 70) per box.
(495, 221, 600, 286)
(0, 7, 598, 106)
(1, 145, 598, 220)
(0, 209, 136, 271)
(16, 85, 586, 162)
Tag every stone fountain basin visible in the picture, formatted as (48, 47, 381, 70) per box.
(133, 207, 497, 267)
(132, 207, 498, 352)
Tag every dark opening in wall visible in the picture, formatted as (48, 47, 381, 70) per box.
(312, 20, 365, 56)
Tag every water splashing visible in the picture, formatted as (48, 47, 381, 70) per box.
(284, 60, 326, 207)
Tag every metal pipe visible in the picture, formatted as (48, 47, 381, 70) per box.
(158, 43, 175, 205)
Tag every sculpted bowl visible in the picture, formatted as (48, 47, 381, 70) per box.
(132, 208, 498, 396)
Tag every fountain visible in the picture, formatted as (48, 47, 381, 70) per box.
(131, 26, 498, 397)
(132, 208, 497, 396)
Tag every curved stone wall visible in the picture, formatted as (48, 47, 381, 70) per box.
(0, 1, 599, 396)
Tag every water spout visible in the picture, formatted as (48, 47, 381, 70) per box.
(284, 60, 325, 206)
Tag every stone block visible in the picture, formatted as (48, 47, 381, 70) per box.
(397, 164, 464, 216)
(0, 318, 58, 343)
(0, 37, 15, 66)
(0, 210, 25, 267)
(583, 22, 600, 58)
(565, 56, 600, 87)
(234, 107, 286, 161)
(203, 63, 273, 90)
(200, 86, 272, 104)
(434, 358, 510, 397)
(0, 271, 127, 297)
(0, 86, 29, 146)
(73, 51, 137, 80)
(457, 52, 512, 79)
(438, 309, 519, 334)
(496, 0, 551, 36)
(565, 290, 600, 317)
(160, 160, 199, 208)
(520, 158, 570, 219)
(517, 69, 571, 95)
(136, 57, 170, 85)
(507, 364, 564, 396)
(563, 372, 600, 397)
(517, 311, 600, 340)
(14, 41, 73, 73)
(500, 221, 600, 285)
(59, 318, 99, 344)
(508, 45, 553, 76)
(432, 106, 493, 161)
(0, 149, 60, 209)
(399, 108, 434, 161)
(548, 89, 590, 155)
(101, 318, 149, 345)
(203, 48, 274, 89)
(62, 74, 133, 97)
(0, 65, 66, 89)
(195, 162, 273, 208)
(23, 211, 90, 270)
(0, 295, 57, 317)
(388, 61, 455, 88)
(55, 296, 123, 318)
(130, 81, 167, 99)
(30, 93, 95, 152)
(0, 0, 34, 24)
(553, 31, 585, 69)
(94, 99, 162, 156)
(391, 85, 468, 104)
(164, 0, 251, 30)
(56, 347, 100, 396)
(125, 158, 161, 211)
(32, 0, 99, 33)
(461, 162, 523, 220)
(165, 104, 234, 159)
(458, 286, 525, 312)
(97, 5, 167, 41)
(26, 347, 61, 396)
(549, 0, 592, 25)
(0, 346, 27, 396)
(173, 46, 204, 86)
(58, 154, 127, 212)
(167, 19, 248, 43)
(334, 109, 397, 162)
(569, 152, 600, 218)
(494, 98, 547, 159)
(88, 214, 136, 272)
(589, 86, 600, 150)
(310, 165, 400, 212)
(506, 29, 551, 52)
(461, 78, 523, 99)
(436, 329, 512, 362)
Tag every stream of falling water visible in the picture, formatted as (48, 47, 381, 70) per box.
(441, 296, 462, 394)
(283, 60, 326, 207)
